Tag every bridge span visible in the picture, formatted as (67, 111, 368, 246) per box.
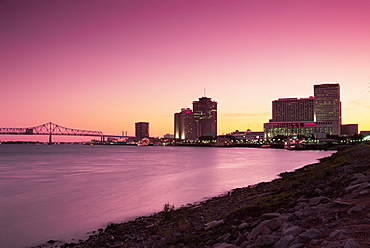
(0, 122, 108, 143)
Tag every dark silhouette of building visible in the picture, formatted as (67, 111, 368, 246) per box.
(341, 124, 358, 136)
(192, 97, 217, 138)
(135, 122, 149, 140)
(174, 108, 194, 140)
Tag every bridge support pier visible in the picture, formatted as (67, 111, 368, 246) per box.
(49, 134, 52, 144)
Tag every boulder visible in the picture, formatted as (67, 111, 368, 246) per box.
(299, 228, 321, 243)
(247, 217, 283, 241)
(309, 196, 331, 206)
(205, 220, 225, 230)
(247, 226, 271, 240)
(238, 222, 249, 229)
(343, 238, 361, 248)
(274, 235, 295, 248)
(213, 243, 238, 248)
(254, 234, 279, 247)
(283, 226, 304, 237)
(260, 213, 281, 219)
(347, 204, 366, 215)
(345, 182, 370, 192)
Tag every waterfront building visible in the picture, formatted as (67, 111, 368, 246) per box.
(228, 129, 264, 141)
(174, 108, 194, 140)
(314, 83, 341, 135)
(192, 97, 217, 138)
(341, 124, 358, 136)
(272, 97, 314, 122)
(163, 133, 174, 139)
(264, 83, 342, 139)
(135, 122, 149, 140)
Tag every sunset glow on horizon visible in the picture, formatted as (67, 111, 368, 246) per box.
(1, 0, 369, 141)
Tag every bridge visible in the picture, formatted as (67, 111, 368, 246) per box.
(0, 122, 106, 143)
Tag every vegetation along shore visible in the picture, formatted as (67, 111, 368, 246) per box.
(37, 145, 370, 248)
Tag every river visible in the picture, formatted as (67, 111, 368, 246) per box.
(0, 144, 334, 248)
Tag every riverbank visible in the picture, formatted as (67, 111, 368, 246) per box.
(37, 145, 370, 248)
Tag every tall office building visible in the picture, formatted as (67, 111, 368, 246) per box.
(174, 108, 194, 140)
(192, 97, 217, 138)
(272, 97, 315, 122)
(314, 83, 341, 135)
(135, 122, 149, 140)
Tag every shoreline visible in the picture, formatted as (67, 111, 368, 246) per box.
(35, 145, 370, 248)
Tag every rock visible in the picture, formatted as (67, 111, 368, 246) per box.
(309, 196, 331, 206)
(274, 235, 294, 248)
(283, 226, 304, 237)
(363, 218, 370, 224)
(262, 218, 283, 231)
(345, 182, 370, 192)
(240, 241, 251, 248)
(333, 200, 352, 206)
(217, 233, 231, 243)
(321, 240, 341, 247)
(254, 234, 279, 247)
(299, 228, 321, 243)
(205, 219, 225, 230)
(108, 242, 125, 248)
(260, 212, 281, 219)
(359, 189, 370, 195)
(314, 188, 323, 195)
(352, 173, 365, 180)
(294, 202, 309, 211)
(213, 243, 238, 248)
(290, 244, 305, 248)
(247, 226, 271, 240)
(347, 204, 366, 215)
(350, 174, 370, 185)
(234, 232, 249, 246)
(280, 222, 294, 232)
(329, 229, 345, 238)
(343, 238, 361, 248)
(238, 222, 249, 229)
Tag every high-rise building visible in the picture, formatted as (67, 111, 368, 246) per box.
(192, 97, 217, 138)
(272, 97, 315, 122)
(135, 122, 149, 140)
(174, 108, 194, 140)
(314, 83, 341, 135)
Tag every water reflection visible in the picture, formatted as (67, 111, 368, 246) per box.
(0, 145, 333, 248)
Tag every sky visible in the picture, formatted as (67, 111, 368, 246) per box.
(1, 0, 369, 141)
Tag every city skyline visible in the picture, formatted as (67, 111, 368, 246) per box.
(1, 0, 370, 141)
(264, 83, 342, 138)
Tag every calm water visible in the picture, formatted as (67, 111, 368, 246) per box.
(0, 145, 334, 248)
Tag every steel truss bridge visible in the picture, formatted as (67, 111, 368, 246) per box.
(0, 122, 106, 143)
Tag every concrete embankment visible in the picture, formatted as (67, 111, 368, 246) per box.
(38, 145, 370, 248)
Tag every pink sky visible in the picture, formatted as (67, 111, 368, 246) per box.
(1, 0, 370, 141)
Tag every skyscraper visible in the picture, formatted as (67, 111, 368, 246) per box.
(314, 83, 341, 135)
(192, 97, 217, 138)
(135, 122, 149, 140)
(174, 108, 194, 140)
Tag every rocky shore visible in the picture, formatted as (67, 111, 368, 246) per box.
(38, 145, 370, 248)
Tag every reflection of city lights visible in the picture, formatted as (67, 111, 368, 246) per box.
(364, 135, 370, 141)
